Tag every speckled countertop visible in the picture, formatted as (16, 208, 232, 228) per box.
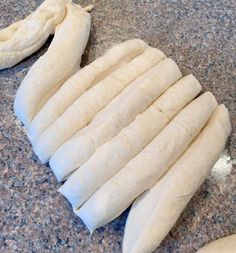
(0, 0, 235, 252)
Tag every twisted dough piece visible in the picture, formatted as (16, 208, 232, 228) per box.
(14, 2, 91, 127)
(0, 0, 66, 70)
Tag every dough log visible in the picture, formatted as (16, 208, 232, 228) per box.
(14, 2, 91, 127)
(0, 0, 66, 70)
(123, 105, 231, 253)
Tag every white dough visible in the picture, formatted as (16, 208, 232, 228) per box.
(0, 0, 66, 70)
(14, 3, 91, 127)
(196, 234, 236, 253)
(123, 105, 231, 253)
(76, 92, 218, 233)
(58, 74, 202, 208)
(51, 57, 180, 181)
(28, 39, 148, 142)
(33, 47, 166, 163)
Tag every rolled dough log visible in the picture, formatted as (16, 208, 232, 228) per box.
(123, 105, 231, 253)
(58, 74, 201, 208)
(33, 47, 165, 163)
(27, 39, 148, 142)
(76, 92, 218, 233)
(0, 0, 66, 70)
(51, 57, 180, 182)
(14, 2, 91, 127)
(196, 234, 236, 253)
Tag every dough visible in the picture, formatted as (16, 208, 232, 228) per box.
(51, 57, 181, 182)
(14, 2, 91, 127)
(76, 92, 218, 233)
(33, 47, 165, 163)
(27, 39, 148, 142)
(123, 105, 231, 253)
(58, 74, 201, 208)
(196, 234, 236, 253)
(0, 0, 66, 70)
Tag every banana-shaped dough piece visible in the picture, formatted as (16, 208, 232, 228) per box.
(33, 47, 166, 163)
(59, 74, 202, 208)
(76, 92, 218, 233)
(196, 234, 236, 253)
(0, 0, 66, 70)
(123, 105, 231, 253)
(14, 2, 91, 127)
(51, 57, 181, 182)
(27, 39, 148, 142)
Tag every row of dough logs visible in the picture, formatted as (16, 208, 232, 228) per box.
(1, 0, 232, 251)
(7, 8, 231, 250)
(14, 39, 231, 253)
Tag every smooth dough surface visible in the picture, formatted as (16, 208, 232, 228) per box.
(123, 105, 231, 253)
(27, 39, 148, 142)
(58, 74, 201, 208)
(76, 92, 218, 233)
(33, 47, 165, 163)
(14, 2, 91, 127)
(196, 234, 236, 253)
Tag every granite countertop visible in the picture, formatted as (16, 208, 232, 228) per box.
(0, 0, 235, 252)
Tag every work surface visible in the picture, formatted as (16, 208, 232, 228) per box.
(0, 0, 235, 252)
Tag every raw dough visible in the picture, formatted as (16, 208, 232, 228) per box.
(33, 47, 165, 163)
(75, 92, 217, 233)
(51, 57, 181, 182)
(0, 0, 66, 70)
(58, 74, 201, 208)
(123, 105, 231, 253)
(196, 234, 236, 253)
(14, 2, 91, 127)
(27, 39, 148, 142)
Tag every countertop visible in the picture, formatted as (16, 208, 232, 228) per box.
(0, 0, 235, 252)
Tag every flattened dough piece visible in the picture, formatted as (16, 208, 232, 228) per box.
(33, 47, 166, 163)
(58, 74, 201, 208)
(123, 105, 231, 253)
(14, 2, 91, 127)
(76, 92, 218, 233)
(28, 39, 148, 142)
(196, 234, 236, 253)
(51, 57, 180, 181)
(0, 0, 66, 70)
